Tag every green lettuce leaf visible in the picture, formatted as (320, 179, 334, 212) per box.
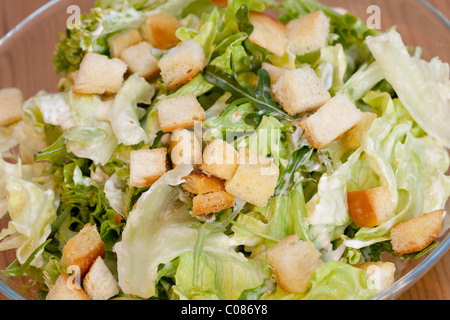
(366, 30, 450, 149)
(0, 177, 57, 266)
(114, 164, 197, 298)
(173, 232, 265, 300)
(107, 74, 155, 146)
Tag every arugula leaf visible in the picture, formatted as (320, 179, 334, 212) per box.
(274, 145, 316, 196)
(203, 66, 292, 120)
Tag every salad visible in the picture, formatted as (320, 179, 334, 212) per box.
(0, 0, 449, 300)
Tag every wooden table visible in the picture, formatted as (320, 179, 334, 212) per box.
(0, 0, 449, 301)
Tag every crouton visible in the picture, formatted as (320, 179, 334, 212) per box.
(140, 13, 181, 50)
(158, 39, 206, 90)
(248, 11, 287, 57)
(199, 139, 239, 180)
(107, 29, 143, 58)
(129, 148, 168, 188)
(261, 63, 288, 87)
(182, 172, 226, 194)
(225, 148, 279, 208)
(347, 186, 395, 228)
(390, 209, 444, 255)
(286, 11, 330, 56)
(157, 93, 206, 133)
(83, 256, 119, 300)
(46, 273, 90, 300)
(192, 191, 235, 215)
(299, 93, 362, 149)
(342, 112, 377, 150)
(267, 235, 322, 294)
(60, 224, 106, 278)
(119, 41, 160, 79)
(272, 67, 331, 116)
(356, 261, 396, 291)
(0, 88, 23, 127)
(72, 52, 128, 95)
(169, 129, 202, 167)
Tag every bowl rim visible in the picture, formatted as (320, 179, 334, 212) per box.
(0, 0, 449, 301)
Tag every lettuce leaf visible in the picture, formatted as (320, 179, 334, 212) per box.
(107, 74, 155, 146)
(0, 177, 57, 266)
(366, 30, 450, 149)
(114, 164, 196, 298)
(173, 232, 265, 300)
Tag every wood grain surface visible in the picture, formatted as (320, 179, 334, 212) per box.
(0, 0, 449, 301)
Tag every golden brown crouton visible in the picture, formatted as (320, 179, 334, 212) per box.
(286, 11, 330, 56)
(299, 93, 362, 150)
(225, 148, 279, 208)
(129, 148, 168, 188)
(356, 261, 396, 291)
(272, 67, 331, 116)
(83, 256, 119, 300)
(199, 139, 239, 180)
(140, 13, 182, 50)
(192, 191, 235, 215)
(46, 273, 91, 300)
(390, 209, 444, 255)
(157, 93, 206, 133)
(347, 186, 395, 228)
(342, 112, 377, 150)
(267, 235, 322, 294)
(169, 129, 202, 168)
(248, 11, 287, 57)
(108, 29, 143, 58)
(182, 172, 226, 195)
(158, 39, 206, 90)
(0, 88, 23, 127)
(60, 224, 105, 278)
(72, 53, 128, 95)
(119, 41, 160, 79)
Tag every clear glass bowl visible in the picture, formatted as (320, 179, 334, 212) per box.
(0, 0, 449, 300)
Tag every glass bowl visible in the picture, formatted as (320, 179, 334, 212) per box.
(0, 0, 449, 300)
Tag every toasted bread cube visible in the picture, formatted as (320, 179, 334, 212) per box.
(157, 93, 206, 133)
(46, 273, 91, 300)
(390, 209, 444, 255)
(248, 11, 287, 57)
(272, 67, 331, 116)
(169, 129, 202, 167)
(72, 53, 128, 95)
(192, 191, 235, 215)
(83, 256, 119, 300)
(261, 63, 288, 86)
(356, 261, 396, 291)
(225, 148, 279, 207)
(267, 235, 322, 294)
(158, 39, 206, 90)
(0, 88, 23, 127)
(347, 186, 395, 228)
(60, 224, 106, 278)
(199, 139, 239, 180)
(182, 172, 226, 194)
(108, 29, 143, 58)
(286, 11, 330, 56)
(140, 13, 182, 50)
(300, 93, 362, 150)
(119, 41, 160, 79)
(129, 148, 168, 188)
(342, 112, 377, 150)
